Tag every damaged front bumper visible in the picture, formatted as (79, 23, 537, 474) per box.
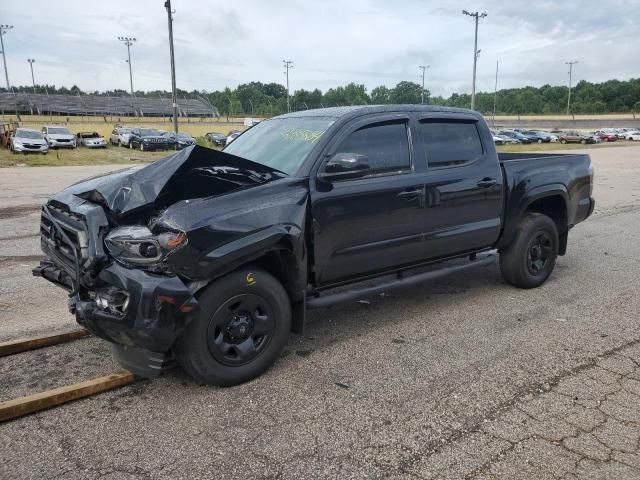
(33, 260, 198, 377)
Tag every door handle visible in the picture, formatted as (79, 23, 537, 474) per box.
(477, 178, 497, 188)
(398, 187, 426, 208)
(398, 188, 421, 200)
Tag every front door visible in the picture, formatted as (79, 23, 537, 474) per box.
(310, 117, 427, 285)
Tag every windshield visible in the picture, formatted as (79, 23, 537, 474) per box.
(16, 129, 44, 140)
(48, 127, 71, 135)
(139, 129, 161, 136)
(224, 117, 335, 175)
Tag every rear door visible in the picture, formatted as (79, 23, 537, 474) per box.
(310, 115, 427, 285)
(415, 116, 503, 258)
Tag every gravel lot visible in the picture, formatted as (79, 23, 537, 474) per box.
(1, 145, 640, 479)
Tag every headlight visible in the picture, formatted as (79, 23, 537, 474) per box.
(105, 226, 187, 266)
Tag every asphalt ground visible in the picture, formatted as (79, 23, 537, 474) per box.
(1, 145, 640, 479)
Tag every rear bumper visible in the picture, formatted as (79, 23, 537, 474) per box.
(33, 260, 198, 353)
(576, 197, 595, 223)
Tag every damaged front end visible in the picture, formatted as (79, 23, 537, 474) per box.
(33, 146, 297, 378)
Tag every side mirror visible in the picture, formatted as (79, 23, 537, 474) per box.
(318, 153, 371, 181)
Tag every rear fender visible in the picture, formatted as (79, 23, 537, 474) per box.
(498, 184, 569, 250)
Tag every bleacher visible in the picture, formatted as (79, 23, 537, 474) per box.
(0, 93, 218, 117)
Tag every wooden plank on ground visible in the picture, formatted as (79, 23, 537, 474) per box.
(0, 329, 90, 357)
(0, 372, 137, 422)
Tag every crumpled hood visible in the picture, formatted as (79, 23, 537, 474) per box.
(49, 145, 286, 217)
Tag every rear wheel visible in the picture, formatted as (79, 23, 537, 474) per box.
(500, 213, 559, 289)
(537, 139, 543, 144)
(175, 268, 291, 386)
(580, 139, 587, 144)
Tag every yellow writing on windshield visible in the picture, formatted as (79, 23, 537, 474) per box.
(281, 128, 325, 143)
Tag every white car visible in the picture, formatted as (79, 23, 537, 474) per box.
(627, 131, 640, 141)
(76, 131, 107, 148)
(10, 128, 48, 154)
(225, 130, 242, 146)
(110, 127, 133, 147)
(42, 126, 76, 149)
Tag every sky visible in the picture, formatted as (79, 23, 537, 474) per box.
(2, 0, 638, 97)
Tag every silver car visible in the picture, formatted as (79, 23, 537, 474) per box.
(110, 127, 133, 147)
(77, 131, 107, 148)
(10, 128, 49, 154)
(42, 125, 76, 149)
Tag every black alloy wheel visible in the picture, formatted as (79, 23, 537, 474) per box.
(526, 232, 553, 276)
(206, 294, 275, 367)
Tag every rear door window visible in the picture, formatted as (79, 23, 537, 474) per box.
(419, 120, 483, 169)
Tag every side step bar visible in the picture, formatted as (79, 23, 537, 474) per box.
(306, 254, 496, 309)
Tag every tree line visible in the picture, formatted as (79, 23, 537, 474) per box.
(2, 77, 639, 116)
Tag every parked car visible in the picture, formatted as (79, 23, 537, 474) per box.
(129, 128, 172, 151)
(34, 105, 595, 386)
(521, 131, 551, 143)
(490, 130, 518, 145)
(558, 131, 595, 144)
(76, 131, 107, 148)
(206, 132, 227, 146)
(9, 128, 48, 154)
(225, 130, 242, 145)
(627, 131, 640, 141)
(42, 126, 76, 149)
(593, 131, 618, 142)
(162, 132, 196, 150)
(498, 130, 531, 144)
(110, 127, 133, 147)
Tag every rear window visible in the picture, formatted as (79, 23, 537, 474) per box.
(419, 120, 483, 168)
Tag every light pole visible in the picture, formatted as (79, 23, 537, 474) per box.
(117, 36, 136, 97)
(283, 60, 293, 113)
(164, 1, 179, 133)
(565, 60, 578, 116)
(27, 58, 36, 93)
(0, 24, 13, 92)
(419, 65, 430, 104)
(462, 10, 487, 110)
(492, 60, 499, 125)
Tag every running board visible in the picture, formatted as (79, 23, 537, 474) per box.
(306, 254, 497, 309)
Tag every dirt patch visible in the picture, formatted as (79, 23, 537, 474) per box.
(0, 255, 44, 268)
(0, 205, 41, 220)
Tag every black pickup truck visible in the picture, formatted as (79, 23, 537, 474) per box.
(34, 106, 594, 386)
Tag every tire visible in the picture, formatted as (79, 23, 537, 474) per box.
(140, 143, 145, 151)
(175, 267, 291, 386)
(560, 139, 567, 144)
(129, 141, 133, 149)
(499, 213, 559, 289)
(537, 139, 543, 144)
(117, 140, 121, 147)
(580, 139, 586, 144)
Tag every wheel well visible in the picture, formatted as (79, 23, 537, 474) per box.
(245, 249, 306, 334)
(526, 195, 568, 254)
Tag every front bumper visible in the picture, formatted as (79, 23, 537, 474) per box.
(141, 141, 171, 150)
(85, 141, 106, 148)
(33, 260, 199, 354)
(13, 143, 48, 153)
(48, 138, 76, 148)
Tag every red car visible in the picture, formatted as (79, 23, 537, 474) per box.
(593, 131, 618, 142)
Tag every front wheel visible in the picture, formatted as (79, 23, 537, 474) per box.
(500, 213, 559, 289)
(140, 143, 145, 151)
(175, 268, 291, 386)
(560, 139, 567, 144)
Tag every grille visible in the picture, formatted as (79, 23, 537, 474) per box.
(40, 206, 89, 274)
